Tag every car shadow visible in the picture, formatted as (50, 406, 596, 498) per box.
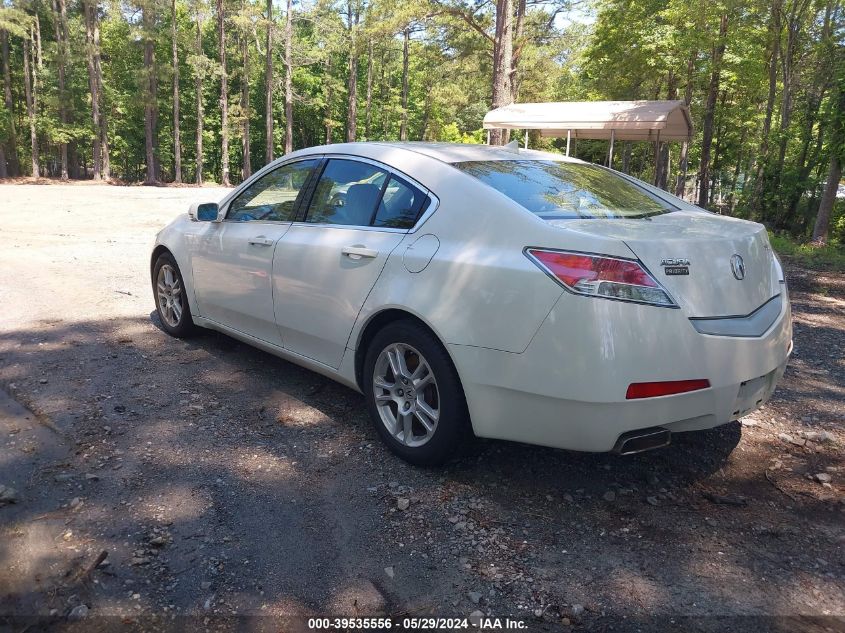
(1, 311, 838, 626)
(147, 309, 742, 489)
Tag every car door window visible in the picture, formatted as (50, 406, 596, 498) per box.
(227, 159, 318, 222)
(305, 159, 388, 226)
(372, 176, 428, 229)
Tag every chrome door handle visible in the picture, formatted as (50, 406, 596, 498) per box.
(248, 236, 275, 246)
(342, 246, 378, 260)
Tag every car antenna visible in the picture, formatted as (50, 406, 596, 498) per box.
(503, 140, 520, 153)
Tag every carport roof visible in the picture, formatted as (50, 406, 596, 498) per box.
(483, 100, 694, 141)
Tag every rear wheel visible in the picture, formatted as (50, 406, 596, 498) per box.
(364, 320, 470, 466)
(152, 252, 196, 337)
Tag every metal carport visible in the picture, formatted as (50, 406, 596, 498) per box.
(483, 100, 694, 184)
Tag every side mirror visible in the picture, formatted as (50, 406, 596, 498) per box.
(190, 202, 220, 222)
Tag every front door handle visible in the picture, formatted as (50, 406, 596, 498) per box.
(248, 236, 275, 246)
(342, 245, 378, 260)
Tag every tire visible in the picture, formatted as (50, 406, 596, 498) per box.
(363, 320, 471, 466)
(152, 252, 197, 338)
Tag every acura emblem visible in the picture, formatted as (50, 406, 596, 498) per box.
(730, 254, 746, 280)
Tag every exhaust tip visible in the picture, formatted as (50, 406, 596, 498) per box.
(613, 427, 671, 455)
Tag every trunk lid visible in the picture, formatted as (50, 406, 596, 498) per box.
(548, 211, 777, 317)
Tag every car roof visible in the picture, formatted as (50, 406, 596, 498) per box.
(294, 141, 584, 165)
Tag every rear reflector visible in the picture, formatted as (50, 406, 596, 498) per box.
(626, 379, 711, 399)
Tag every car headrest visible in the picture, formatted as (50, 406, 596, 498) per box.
(343, 183, 382, 226)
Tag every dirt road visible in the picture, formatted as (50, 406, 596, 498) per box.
(0, 184, 843, 632)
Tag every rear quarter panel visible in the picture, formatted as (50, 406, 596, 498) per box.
(350, 157, 639, 354)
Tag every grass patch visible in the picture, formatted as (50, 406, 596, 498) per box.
(768, 233, 845, 272)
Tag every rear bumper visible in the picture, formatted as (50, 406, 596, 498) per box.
(450, 291, 792, 452)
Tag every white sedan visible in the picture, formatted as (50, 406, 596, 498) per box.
(151, 142, 792, 465)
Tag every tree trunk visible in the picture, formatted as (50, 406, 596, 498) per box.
(656, 70, 677, 190)
(23, 36, 38, 177)
(657, 143, 670, 189)
(68, 141, 79, 178)
(812, 154, 841, 244)
(697, 14, 728, 208)
(195, 10, 204, 184)
(34, 16, 42, 74)
(621, 142, 631, 174)
(750, 0, 782, 217)
(785, 93, 827, 221)
(240, 27, 250, 179)
(345, 0, 359, 142)
(217, 0, 230, 186)
(399, 28, 409, 141)
(53, 0, 69, 179)
(1, 30, 19, 176)
(674, 48, 697, 196)
(812, 55, 844, 243)
(784, 0, 833, 224)
(264, 0, 273, 162)
(728, 126, 748, 210)
(324, 56, 333, 144)
(93, 5, 109, 179)
(775, 0, 812, 179)
(675, 142, 689, 197)
(489, 0, 513, 145)
(84, 0, 102, 180)
(143, 6, 157, 184)
(420, 83, 431, 140)
(379, 47, 387, 139)
(708, 89, 728, 206)
(510, 0, 525, 100)
(364, 38, 372, 140)
(283, 0, 293, 154)
(172, 0, 181, 182)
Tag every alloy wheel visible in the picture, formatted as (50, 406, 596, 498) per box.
(156, 264, 184, 328)
(372, 343, 440, 447)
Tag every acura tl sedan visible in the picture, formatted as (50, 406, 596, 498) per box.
(151, 142, 792, 465)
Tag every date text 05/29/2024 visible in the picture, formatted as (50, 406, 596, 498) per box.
(307, 617, 529, 630)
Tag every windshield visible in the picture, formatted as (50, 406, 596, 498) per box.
(454, 160, 674, 219)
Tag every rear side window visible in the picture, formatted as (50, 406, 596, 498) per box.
(305, 159, 388, 226)
(454, 160, 673, 220)
(305, 158, 428, 229)
(373, 176, 428, 229)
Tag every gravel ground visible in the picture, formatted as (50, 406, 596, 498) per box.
(0, 184, 843, 632)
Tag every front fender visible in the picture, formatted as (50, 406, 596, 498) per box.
(151, 214, 201, 318)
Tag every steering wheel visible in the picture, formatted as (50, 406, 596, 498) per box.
(329, 192, 347, 208)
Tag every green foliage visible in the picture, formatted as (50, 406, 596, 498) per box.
(0, 6, 33, 38)
(0, 0, 839, 248)
(769, 231, 845, 271)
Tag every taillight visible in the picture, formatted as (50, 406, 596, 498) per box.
(626, 379, 711, 399)
(526, 248, 676, 307)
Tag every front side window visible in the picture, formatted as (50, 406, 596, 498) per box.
(227, 159, 318, 222)
(454, 160, 674, 220)
(305, 159, 388, 226)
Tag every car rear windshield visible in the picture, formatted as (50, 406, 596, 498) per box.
(454, 160, 674, 219)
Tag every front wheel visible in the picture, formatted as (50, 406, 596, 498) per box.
(152, 252, 196, 337)
(363, 321, 470, 466)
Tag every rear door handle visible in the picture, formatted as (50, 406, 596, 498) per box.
(342, 246, 378, 260)
(248, 236, 275, 246)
